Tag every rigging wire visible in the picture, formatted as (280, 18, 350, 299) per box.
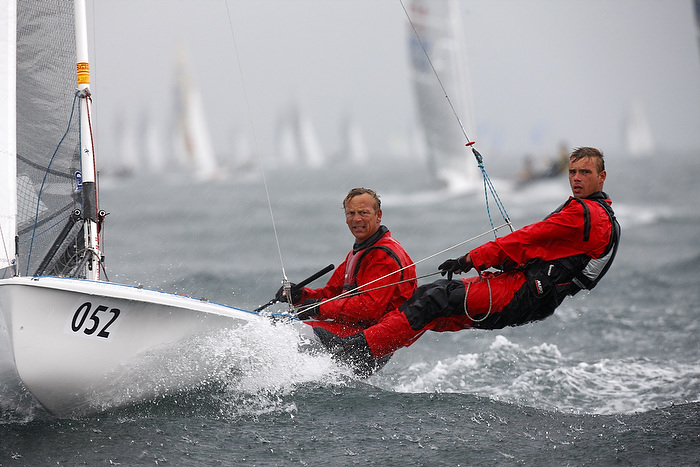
(290, 223, 511, 316)
(25, 92, 80, 276)
(289, 3, 522, 316)
(82, 89, 104, 279)
(473, 147, 513, 236)
(219, 1, 516, 317)
(399, 0, 473, 146)
(223, 2, 291, 291)
(399, 0, 513, 236)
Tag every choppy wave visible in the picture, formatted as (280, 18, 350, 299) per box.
(5, 318, 696, 421)
(184, 319, 349, 419)
(380, 335, 700, 415)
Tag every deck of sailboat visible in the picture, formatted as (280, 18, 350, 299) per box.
(0, 275, 257, 316)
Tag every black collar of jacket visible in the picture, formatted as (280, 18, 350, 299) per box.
(585, 191, 608, 200)
(353, 225, 389, 253)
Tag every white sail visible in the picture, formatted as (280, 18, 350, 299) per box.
(230, 127, 254, 170)
(624, 99, 655, 157)
(0, 0, 17, 273)
(298, 111, 325, 168)
(172, 43, 219, 180)
(408, 0, 479, 191)
(338, 112, 369, 164)
(275, 102, 325, 169)
(276, 112, 300, 166)
(111, 109, 139, 177)
(141, 109, 167, 173)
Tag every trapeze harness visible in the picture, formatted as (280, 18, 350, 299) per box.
(343, 226, 407, 304)
(482, 191, 621, 328)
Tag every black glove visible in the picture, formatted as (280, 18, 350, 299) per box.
(296, 299, 321, 320)
(438, 255, 471, 281)
(275, 283, 303, 304)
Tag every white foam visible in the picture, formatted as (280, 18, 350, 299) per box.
(382, 335, 700, 415)
(0, 316, 358, 420)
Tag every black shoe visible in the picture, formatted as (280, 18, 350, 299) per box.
(313, 327, 389, 377)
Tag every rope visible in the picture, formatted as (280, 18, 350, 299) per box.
(324, 270, 442, 301)
(400, 0, 512, 237)
(223, 3, 291, 296)
(399, 0, 473, 145)
(216, 2, 515, 320)
(472, 148, 513, 236)
(463, 277, 492, 323)
(290, 223, 510, 316)
(85, 92, 99, 221)
(82, 90, 103, 281)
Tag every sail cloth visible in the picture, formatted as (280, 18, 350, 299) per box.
(408, 0, 478, 189)
(1, 1, 17, 273)
(7, 1, 84, 277)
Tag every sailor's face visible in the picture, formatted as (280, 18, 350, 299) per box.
(569, 157, 606, 198)
(344, 194, 382, 243)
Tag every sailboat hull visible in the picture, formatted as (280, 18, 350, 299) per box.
(0, 276, 270, 417)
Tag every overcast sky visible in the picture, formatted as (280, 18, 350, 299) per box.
(87, 0, 700, 171)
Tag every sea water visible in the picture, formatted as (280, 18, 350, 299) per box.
(0, 151, 698, 465)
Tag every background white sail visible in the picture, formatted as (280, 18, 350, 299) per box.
(172, 43, 219, 180)
(338, 112, 369, 164)
(623, 99, 655, 157)
(275, 102, 325, 169)
(112, 109, 139, 177)
(135, 109, 165, 174)
(408, 0, 478, 191)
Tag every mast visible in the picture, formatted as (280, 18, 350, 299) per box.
(74, 0, 101, 280)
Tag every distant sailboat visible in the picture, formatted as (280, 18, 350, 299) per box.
(275, 102, 325, 169)
(407, 0, 479, 192)
(276, 110, 300, 167)
(338, 112, 369, 164)
(515, 141, 570, 188)
(140, 109, 167, 174)
(172, 43, 220, 180)
(623, 99, 655, 157)
(109, 108, 165, 178)
(112, 109, 139, 177)
(229, 127, 255, 171)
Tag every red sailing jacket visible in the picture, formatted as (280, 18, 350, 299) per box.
(470, 194, 615, 275)
(302, 229, 416, 327)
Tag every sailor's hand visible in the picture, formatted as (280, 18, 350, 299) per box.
(296, 299, 321, 320)
(438, 255, 472, 281)
(275, 283, 303, 304)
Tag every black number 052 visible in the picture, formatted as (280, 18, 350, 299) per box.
(71, 302, 121, 338)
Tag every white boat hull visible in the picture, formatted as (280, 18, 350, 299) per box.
(0, 276, 272, 417)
